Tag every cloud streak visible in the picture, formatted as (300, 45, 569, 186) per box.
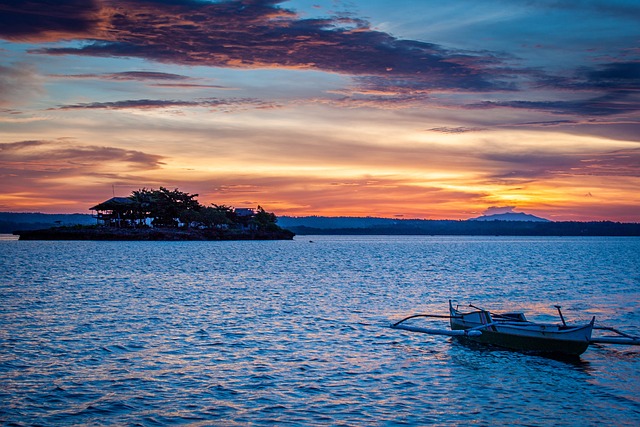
(469, 92, 640, 116)
(49, 97, 278, 111)
(0, 139, 164, 169)
(51, 71, 191, 81)
(49, 70, 232, 89)
(428, 126, 486, 134)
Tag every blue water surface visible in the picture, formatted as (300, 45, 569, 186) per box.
(1, 235, 639, 426)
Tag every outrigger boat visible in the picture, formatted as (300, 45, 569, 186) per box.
(391, 300, 640, 356)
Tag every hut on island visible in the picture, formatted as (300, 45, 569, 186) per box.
(90, 197, 138, 227)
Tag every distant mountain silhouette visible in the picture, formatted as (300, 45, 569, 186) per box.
(0, 212, 94, 233)
(467, 212, 551, 222)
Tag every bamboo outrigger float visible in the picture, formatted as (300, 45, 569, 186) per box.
(391, 300, 640, 356)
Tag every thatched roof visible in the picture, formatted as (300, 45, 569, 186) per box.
(90, 197, 135, 211)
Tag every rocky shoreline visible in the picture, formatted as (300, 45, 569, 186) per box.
(15, 226, 295, 241)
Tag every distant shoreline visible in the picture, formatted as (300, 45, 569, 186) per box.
(2, 212, 640, 237)
(15, 226, 295, 241)
(285, 221, 640, 236)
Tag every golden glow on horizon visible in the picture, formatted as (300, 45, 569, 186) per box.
(2, 72, 639, 222)
(3, 121, 638, 221)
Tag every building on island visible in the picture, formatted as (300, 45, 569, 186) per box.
(90, 197, 139, 227)
(234, 208, 256, 217)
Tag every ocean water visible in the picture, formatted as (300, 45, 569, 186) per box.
(1, 235, 639, 426)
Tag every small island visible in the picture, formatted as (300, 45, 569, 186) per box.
(16, 187, 295, 241)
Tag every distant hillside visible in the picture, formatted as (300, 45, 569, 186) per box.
(0, 212, 94, 233)
(468, 212, 551, 222)
(278, 216, 639, 236)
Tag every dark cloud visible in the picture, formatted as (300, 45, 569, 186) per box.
(0, 139, 164, 168)
(580, 62, 640, 91)
(8, 0, 513, 92)
(429, 126, 486, 134)
(49, 97, 277, 111)
(470, 92, 640, 116)
(150, 83, 230, 88)
(55, 71, 191, 81)
(539, 61, 640, 92)
(0, 0, 102, 41)
(50, 70, 232, 89)
(315, 92, 429, 110)
(508, 120, 578, 127)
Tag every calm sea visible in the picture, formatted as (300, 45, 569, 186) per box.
(1, 235, 639, 426)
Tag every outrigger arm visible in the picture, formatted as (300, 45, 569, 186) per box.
(390, 313, 483, 337)
(590, 326, 640, 346)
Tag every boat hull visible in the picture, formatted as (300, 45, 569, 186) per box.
(449, 302, 593, 356)
(450, 325, 591, 355)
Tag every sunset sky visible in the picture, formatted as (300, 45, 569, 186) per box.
(1, 0, 639, 221)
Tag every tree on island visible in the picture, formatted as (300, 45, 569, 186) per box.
(250, 206, 280, 232)
(120, 187, 281, 232)
(130, 187, 200, 228)
(183, 204, 236, 229)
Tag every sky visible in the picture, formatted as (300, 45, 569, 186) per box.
(1, 0, 639, 221)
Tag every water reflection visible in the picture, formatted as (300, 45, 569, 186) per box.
(446, 337, 594, 370)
